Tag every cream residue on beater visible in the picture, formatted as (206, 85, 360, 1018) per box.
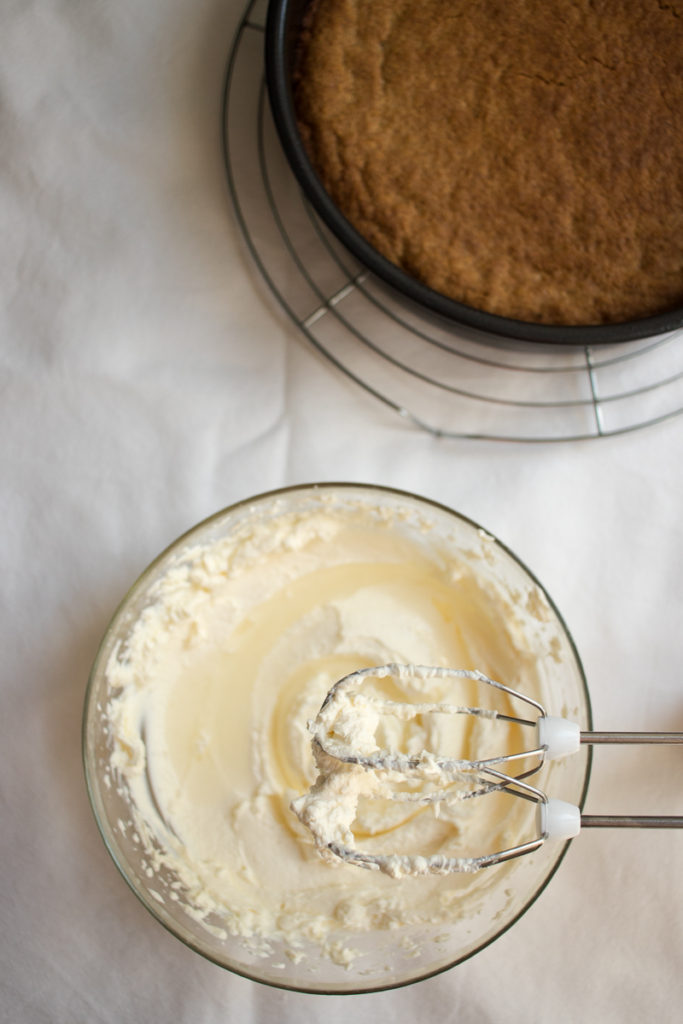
(102, 496, 562, 967)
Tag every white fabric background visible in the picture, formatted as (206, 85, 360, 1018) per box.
(3, 1, 682, 1021)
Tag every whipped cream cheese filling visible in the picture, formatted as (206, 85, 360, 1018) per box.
(102, 494, 565, 967)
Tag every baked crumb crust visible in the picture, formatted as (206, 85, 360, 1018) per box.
(294, 0, 683, 325)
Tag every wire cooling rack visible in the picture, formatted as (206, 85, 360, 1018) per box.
(221, 0, 683, 442)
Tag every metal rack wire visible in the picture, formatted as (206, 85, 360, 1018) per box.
(221, 0, 683, 442)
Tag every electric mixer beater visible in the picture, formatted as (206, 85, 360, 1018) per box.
(293, 664, 683, 876)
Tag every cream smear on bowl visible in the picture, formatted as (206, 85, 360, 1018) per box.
(84, 485, 590, 992)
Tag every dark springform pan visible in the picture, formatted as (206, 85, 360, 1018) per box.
(265, 0, 683, 347)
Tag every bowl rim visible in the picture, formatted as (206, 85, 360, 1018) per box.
(264, 0, 683, 347)
(82, 481, 594, 994)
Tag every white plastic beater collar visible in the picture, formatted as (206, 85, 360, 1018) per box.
(537, 716, 581, 760)
(539, 799, 582, 840)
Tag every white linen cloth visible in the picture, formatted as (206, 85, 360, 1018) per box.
(2, 1, 682, 1021)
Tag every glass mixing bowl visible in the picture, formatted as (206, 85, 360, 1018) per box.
(83, 483, 592, 993)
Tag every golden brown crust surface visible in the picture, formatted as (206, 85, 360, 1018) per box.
(294, 0, 683, 325)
